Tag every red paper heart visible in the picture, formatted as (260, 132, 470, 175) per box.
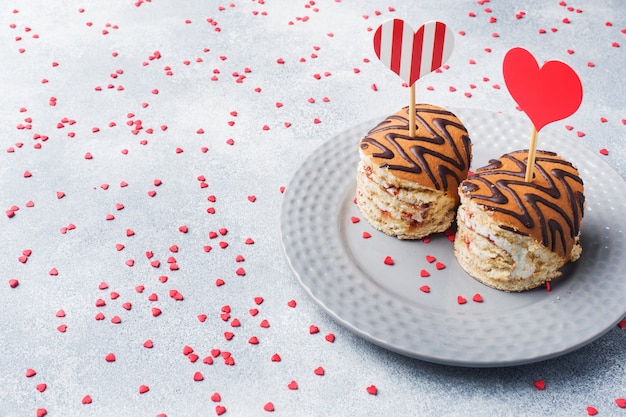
(503, 47, 582, 132)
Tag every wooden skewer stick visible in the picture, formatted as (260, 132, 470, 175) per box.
(524, 126, 538, 182)
(409, 84, 416, 137)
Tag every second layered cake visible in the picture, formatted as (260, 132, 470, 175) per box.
(454, 149, 585, 291)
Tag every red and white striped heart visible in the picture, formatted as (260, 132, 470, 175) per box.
(373, 19, 454, 86)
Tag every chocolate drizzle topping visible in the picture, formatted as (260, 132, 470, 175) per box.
(359, 105, 472, 201)
(461, 150, 585, 257)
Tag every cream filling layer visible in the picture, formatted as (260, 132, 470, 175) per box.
(457, 203, 536, 280)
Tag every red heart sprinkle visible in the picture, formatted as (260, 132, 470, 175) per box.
(419, 285, 430, 293)
(287, 300, 297, 308)
(143, 340, 153, 348)
(384, 256, 394, 265)
(37, 409, 47, 417)
(216, 405, 227, 415)
(216, 278, 225, 287)
(111, 316, 121, 324)
(362, 232, 371, 239)
(600, 148, 609, 156)
(426, 255, 436, 263)
(615, 398, 626, 408)
(139, 385, 149, 394)
(82, 395, 92, 404)
(49, 268, 59, 276)
(309, 325, 319, 334)
(586, 406, 598, 416)
(457, 296, 467, 305)
(271, 353, 281, 362)
(254, 296, 264, 305)
(105, 353, 116, 362)
(435, 262, 446, 270)
(618, 320, 626, 329)
(36, 383, 47, 392)
(325, 333, 335, 343)
(264, 402, 275, 412)
(366, 385, 378, 395)
(193, 372, 204, 381)
(533, 379, 545, 390)
(314, 366, 325, 376)
(420, 269, 430, 277)
(472, 293, 484, 303)
(350, 216, 360, 223)
(288, 380, 299, 390)
(26, 368, 37, 378)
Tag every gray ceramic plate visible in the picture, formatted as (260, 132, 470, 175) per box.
(280, 108, 626, 367)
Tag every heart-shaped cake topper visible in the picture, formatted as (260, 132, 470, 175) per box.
(373, 19, 454, 86)
(503, 47, 583, 132)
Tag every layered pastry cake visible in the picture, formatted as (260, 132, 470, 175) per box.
(454, 149, 585, 291)
(356, 104, 472, 239)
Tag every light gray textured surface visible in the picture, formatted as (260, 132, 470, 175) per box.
(1, 1, 625, 416)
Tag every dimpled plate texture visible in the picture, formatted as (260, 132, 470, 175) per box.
(280, 108, 626, 367)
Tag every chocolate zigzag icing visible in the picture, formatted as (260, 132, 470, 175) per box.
(359, 105, 471, 201)
(461, 150, 585, 257)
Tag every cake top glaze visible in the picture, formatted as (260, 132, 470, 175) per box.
(460, 149, 585, 257)
(359, 105, 472, 201)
